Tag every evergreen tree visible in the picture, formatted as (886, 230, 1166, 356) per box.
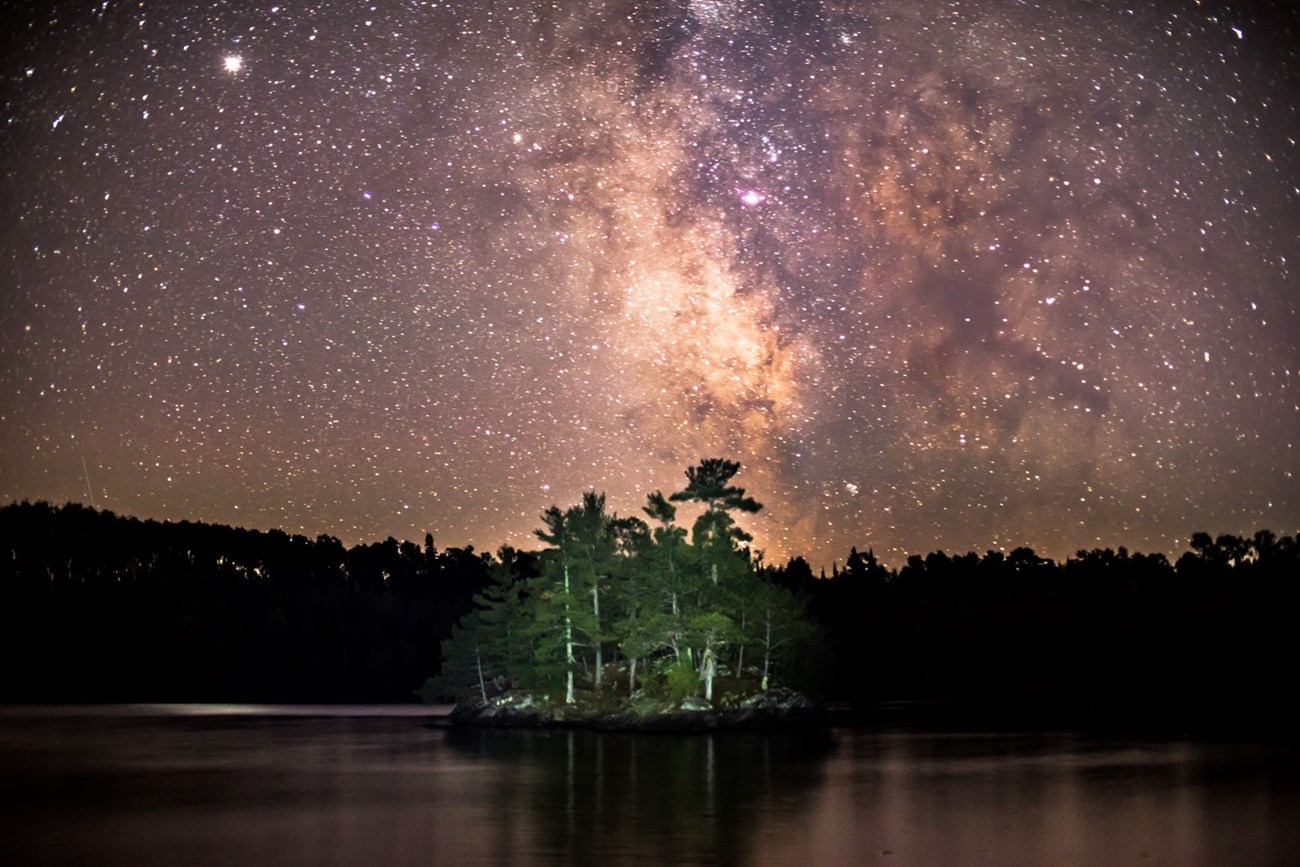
(420, 611, 489, 703)
(669, 459, 763, 701)
(568, 492, 619, 688)
(532, 506, 583, 704)
(607, 513, 652, 692)
(472, 545, 534, 688)
(750, 578, 817, 688)
(636, 491, 691, 669)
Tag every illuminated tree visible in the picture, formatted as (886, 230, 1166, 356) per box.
(532, 505, 583, 704)
(669, 458, 763, 702)
(567, 492, 619, 689)
(421, 612, 489, 703)
(471, 545, 535, 687)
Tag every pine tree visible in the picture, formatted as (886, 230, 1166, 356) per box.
(607, 513, 651, 693)
(669, 459, 763, 702)
(568, 492, 618, 689)
(633, 491, 692, 670)
(472, 545, 534, 688)
(421, 611, 489, 703)
(533, 506, 582, 704)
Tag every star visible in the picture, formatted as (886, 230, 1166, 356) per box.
(0, 0, 1294, 568)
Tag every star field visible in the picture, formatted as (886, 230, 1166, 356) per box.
(2, 0, 1297, 566)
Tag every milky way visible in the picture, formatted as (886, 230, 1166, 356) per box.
(2, 0, 1297, 565)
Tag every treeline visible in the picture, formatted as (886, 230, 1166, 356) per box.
(0, 500, 492, 701)
(796, 532, 1299, 722)
(2, 493, 1297, 714)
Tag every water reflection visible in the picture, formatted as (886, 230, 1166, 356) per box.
(768, 731, 1299, 865)
(0, 707, 1295, 865)
(442, 726, 830, 864)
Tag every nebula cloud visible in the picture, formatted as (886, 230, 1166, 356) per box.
(1, 1, 1295, 564)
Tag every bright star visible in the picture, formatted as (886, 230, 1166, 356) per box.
(739, 189, 766, 207)
(223, 55, 243, 73)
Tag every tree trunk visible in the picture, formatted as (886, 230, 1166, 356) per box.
(592, 583, 602, 688)
(762, 609, 772, 685)
(702, 646, 716, 702)
(564, 564, 575, 705)
(475, 642, 488, 704)
(737, 606, 746, 676)
(629, 656, 637, 694)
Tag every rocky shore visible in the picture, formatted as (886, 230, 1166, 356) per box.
(449, 687, 825, 732)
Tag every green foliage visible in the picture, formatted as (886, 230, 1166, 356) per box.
(628, 690, 662, 717)
(643, 490, 677, 525)
(665, 661, 699, 702)
(426, 458, 821, 706)
(421, 613, 489, 703)
(669, 458, 762, 515)
(518, 563, 578, 691)
(470, 546, 534, 685)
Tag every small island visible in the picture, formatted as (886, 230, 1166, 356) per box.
(449, 686, 822, 731)
(422, 459, 825, 730)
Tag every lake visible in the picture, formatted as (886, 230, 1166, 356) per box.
(1, 705, 1296, 865)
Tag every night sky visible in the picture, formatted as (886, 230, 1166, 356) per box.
(2, 0, 1296, 566)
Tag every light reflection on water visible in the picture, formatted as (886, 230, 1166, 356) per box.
(0, 707, 1295, 865)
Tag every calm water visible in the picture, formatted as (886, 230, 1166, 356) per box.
(1, 705, 1296, 865)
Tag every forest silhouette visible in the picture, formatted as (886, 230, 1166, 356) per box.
(2, 493, 1296, 727)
